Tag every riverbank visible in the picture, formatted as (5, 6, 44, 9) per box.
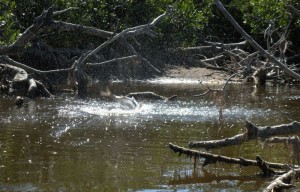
(161, 65, 236, 84)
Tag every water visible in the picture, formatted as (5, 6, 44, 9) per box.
(0, 82, 300, 191)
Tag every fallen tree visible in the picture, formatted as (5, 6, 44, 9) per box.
(214, 0, 300, 81)
(0, 6, 172, 98)
(169, 142, 300, 191)
(168, 5, 300, 191)
(169, 121, 300, 191)
(0, 63, 53, 98)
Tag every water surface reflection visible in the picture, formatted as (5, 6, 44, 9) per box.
(0, 83, 300, 191)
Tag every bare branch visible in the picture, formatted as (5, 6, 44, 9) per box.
(189, 133, 247, 149)
(286, 5, 300, 17)
(49, 21, 113, 38)
(81, 8, 171, 64)
(53, 7, 79, 16)
(86, 55, 138, 66)
(188, 121, 300, 150)
(1, 56, 71, 74)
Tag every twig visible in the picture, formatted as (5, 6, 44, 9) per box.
(53, 7, 79, 16)
(0, 56, 72, 74)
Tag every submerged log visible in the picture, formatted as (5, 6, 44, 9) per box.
(189, 133, 247, 149)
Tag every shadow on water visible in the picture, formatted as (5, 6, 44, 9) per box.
(0, 82, 300, 191)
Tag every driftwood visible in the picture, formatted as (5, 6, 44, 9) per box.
(181, 45, 223, 56)
(170, 142, 300, 191)
(182, 41, 248, 56)
(189, 121, 300, 150)
(169, 121, 300, 190)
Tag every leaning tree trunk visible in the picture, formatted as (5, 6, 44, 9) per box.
(0, 64, 52, 98)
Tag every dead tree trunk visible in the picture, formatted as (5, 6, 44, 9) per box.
(214, 0, 300, 80)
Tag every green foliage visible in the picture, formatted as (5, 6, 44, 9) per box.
(0, 0, 299, 49)
(0, 0, 19, 45)
(156, 0, 212, 47)
(230, 0, 299, 34)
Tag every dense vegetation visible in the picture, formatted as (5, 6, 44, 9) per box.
(1, 0, 299, 48)
(0, 0, 299, 87)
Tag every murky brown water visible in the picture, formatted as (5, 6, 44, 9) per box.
(1, 81, 300, 191)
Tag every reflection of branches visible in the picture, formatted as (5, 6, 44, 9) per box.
(193, 72, 240, 121)
(168, 169, 265, 189)
(265, 136, 300, 165)
(194, 72, 240, 97)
